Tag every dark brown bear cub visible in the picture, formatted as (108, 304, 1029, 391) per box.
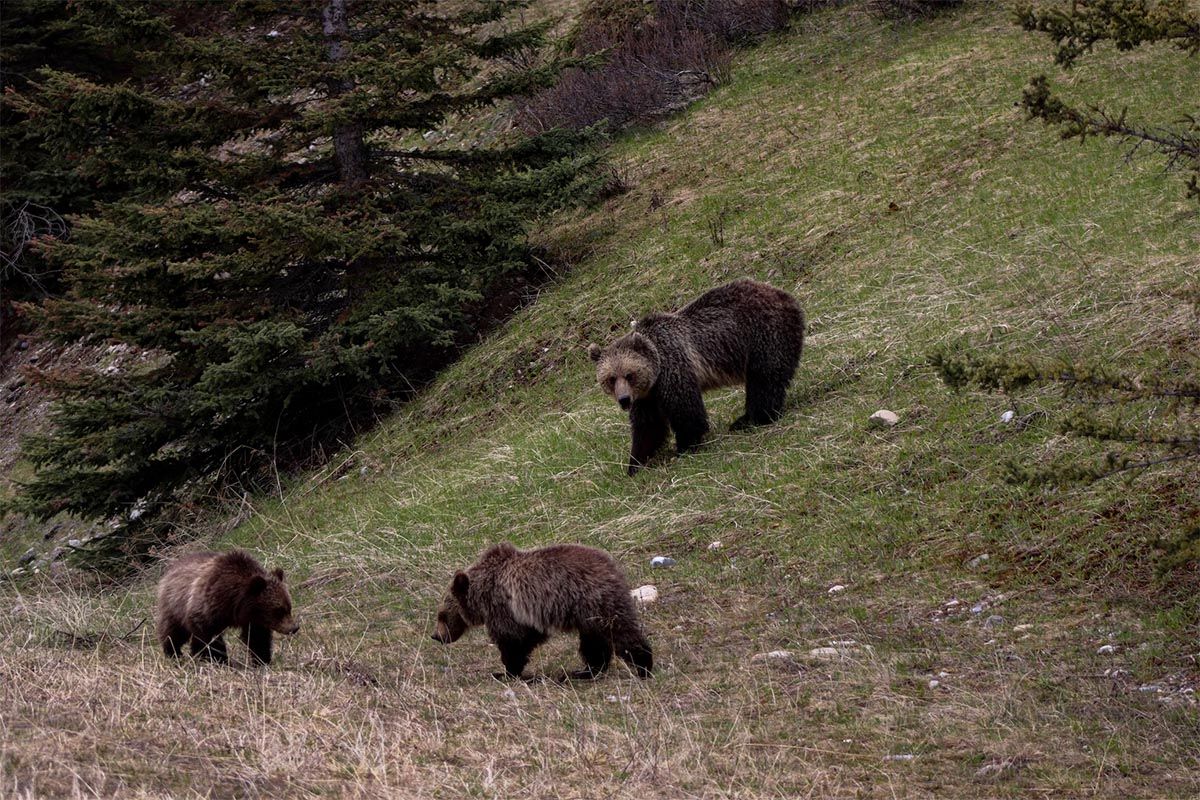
(156, 550, 299, 666)
(432, 543, 653, 680)
(589, 278, 805, 475)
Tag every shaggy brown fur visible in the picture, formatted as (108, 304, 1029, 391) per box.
(589, 278, 805, 474)
(432, 543, 653, 680)
(156, 550, 299, 666)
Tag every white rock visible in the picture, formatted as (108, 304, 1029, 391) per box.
(1097, 644, 1117, 655)
(868, 409, 899, 428)
(501, 687, 516, 700)
(707, 540, 723, 551)
(807, 644, 873, 661)
(650, 556, 676, 568)
(1013, 624, 1034, 632)
(883, 754, 915, 762)
(944, 599, 960, 608)
(937, 671, 950, 678)
(1000, 410, 1015, 423)
(967, 553, 990, 568)
(928, 679, 940, 689)
(828, 584, 846, 594)
(630, 585, 659, 606)
(751, 650, 796, 663)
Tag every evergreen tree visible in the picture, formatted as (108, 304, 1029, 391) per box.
(929, 0, 1200, 576)
(6, 0, 597, 562)
(1015, 0, 1200, 201)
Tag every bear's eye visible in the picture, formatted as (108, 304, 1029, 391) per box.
(624, 373, 634, 382)
(604, 377, 616, 388)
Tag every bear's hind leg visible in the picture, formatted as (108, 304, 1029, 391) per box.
(571, 632, 613, 679)
(192, 633, 229, 664)
(158, 617, 188, 658)
(739, 367, 792, 427)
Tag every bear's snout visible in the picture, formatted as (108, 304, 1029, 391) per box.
(618, 395, 632, 411)
(279, 618, 300, 635)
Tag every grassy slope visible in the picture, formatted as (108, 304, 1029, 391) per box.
(3, 3, 1198, 798)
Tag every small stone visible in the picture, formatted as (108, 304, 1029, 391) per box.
(501, 687, 517, 700)
(967, 553, 990, 568)
(944, 599, 960, 608)
(984, 615, 1006, 629)
(937, 671, 950, 678)
(1013, 624, 1034, 632)
(751, 650, 796, 663)
(67, 539, 82, 549)
(970, 603, 985, 614)
(1097, 644, 1117, 655)
(828, 584, 846, 594)
(18, 548, 36, 566)
(807, 644, 873, 661)
(868, 409, 899, 429)
(707, 540, 722, 551)
(928, 679, 940, 689)
(650, 556, 676, 568)
(883, 754, 915, 762)
(999, 410, 1015, 424)
(630, 585, 659, 606)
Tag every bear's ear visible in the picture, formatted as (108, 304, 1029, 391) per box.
(249, 575, 267, 595)
(451, 571, 470, 600)
(272, 567, 285, 582)
(587, 343, 602, 362)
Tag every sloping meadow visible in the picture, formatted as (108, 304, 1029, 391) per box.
(3, 3, 1197, 797)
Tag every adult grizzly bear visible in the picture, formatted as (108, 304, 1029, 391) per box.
(156, 550, 299, 666)
(588, 278, 804, 474)
(431, 543, 653, 680)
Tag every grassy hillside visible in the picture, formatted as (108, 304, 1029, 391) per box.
(3, 3, 1198, 797)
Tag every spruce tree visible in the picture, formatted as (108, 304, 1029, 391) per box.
(7, 0, 597, 562)
(930, 0, 1200, 576)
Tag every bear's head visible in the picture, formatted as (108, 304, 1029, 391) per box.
(246, 568, 300, 635)
(431, 571, 480, 644)
(588, 332, 659, 411)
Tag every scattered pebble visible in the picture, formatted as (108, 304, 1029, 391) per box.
(501, 687, 517, 700)
(967, 553, 990, 568)
(707, 540, 722, 551)
(828, 584, 846, 594)
(807, 644, 874, 661)
(630, 585, 659, 606)
(18, 549, 36, 566)
(1013, 624, 1034, 632)
(67, 539, 82, 549)
(970, 603, 985, 614)
(1097, 644, 1117, 655)
(883, 754, 915, 762)
(605, 694, 628, 703)
(944, 599, 960, 608)
(999, 410, 1015, 424)
(751, 650, 796, 664)
(868, 409, 899, 429)
(650, 556, 676, 568)
(937, 671, 950, 678)
(928, 679, 940, 689)
(984, 615, 1006, 629)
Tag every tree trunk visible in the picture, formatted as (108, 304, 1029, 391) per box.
(322, 0, 368, 186)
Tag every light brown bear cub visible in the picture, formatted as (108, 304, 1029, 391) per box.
(432, 543, 653, 680)
(156, 550, 299, 666)
(589, 278, 805, 475)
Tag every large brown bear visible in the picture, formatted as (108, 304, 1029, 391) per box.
(432, 543, 653, 680)
(156, 550, 299, 666)
(588, 278, 805, 475)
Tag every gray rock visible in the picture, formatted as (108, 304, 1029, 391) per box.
(868, 409, 899, 429)
(984, 615, 1006, 629)
(67, 539, 82, 549)
(18, 548, 37, 566)
(650, 556, 676, 568)
(967, 553, 990, 568)
(1097, 644, 1117, 655)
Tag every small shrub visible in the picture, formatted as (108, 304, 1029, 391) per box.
(869, 0, 965, 19)
(516, 0, 790, 133)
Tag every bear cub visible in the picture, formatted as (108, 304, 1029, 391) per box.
(432, 542, 653, 680)
(589, 278, 805, 474)
(156, 550, 299, 666)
